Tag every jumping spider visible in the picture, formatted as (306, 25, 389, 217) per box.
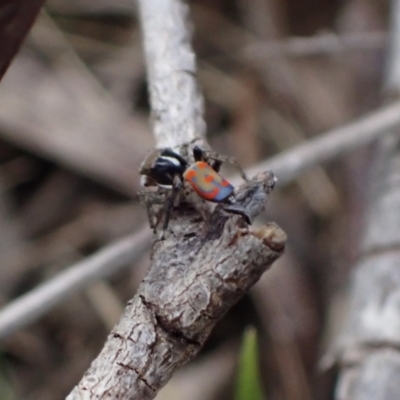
(139, 145, 249, 238)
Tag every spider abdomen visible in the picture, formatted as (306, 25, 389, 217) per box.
(183, 161, 234, 202)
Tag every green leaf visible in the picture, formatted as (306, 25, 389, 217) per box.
(235, 326, 265, 400)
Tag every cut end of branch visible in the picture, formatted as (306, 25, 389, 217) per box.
(251, 222, 287, 251)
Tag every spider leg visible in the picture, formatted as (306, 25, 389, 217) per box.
(192, 146, 249, 182)
(210, 159, 222, 173)
(212, 154, 249, 182)
(160, 175, 182, 238)
(138, 189, 166, 232)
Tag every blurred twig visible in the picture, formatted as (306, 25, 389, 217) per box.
(0, 12, 152, 196)
(0, 227, 151, 340)
(252, 252, 316, 400)
(246, 100, 400, 186)
(331, 0, 400, 399)
(243, 31, 386, 59)
(0, 0, 45, 80)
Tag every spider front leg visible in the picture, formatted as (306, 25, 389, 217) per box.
(192, 146, 249, 182)
(138, 189, 166, 233)
(161, 175, 182, 238)
(138, 179, 182, 239)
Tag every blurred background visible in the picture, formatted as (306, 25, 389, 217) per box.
(0, 0, 390, 399)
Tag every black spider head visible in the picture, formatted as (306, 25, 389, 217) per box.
(140, 148, 188, 188)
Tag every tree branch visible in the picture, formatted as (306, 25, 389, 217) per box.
(67, 171, 285, 399)
(138, 0, 205, 149)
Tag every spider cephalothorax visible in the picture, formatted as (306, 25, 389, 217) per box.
(140, 148, 188, 189)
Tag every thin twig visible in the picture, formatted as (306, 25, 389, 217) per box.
(139, 0, 205, 148)
(245, 100, 400, 187)
(0, 227, 151, 340)
(386, 0, 400, 93)
(243, 31, 386, 59)
(0, 0, 46, 80)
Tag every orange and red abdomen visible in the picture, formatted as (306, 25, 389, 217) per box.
(183, 161, 234, 202)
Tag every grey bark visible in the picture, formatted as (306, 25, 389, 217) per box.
(138, 0, 205, 149)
